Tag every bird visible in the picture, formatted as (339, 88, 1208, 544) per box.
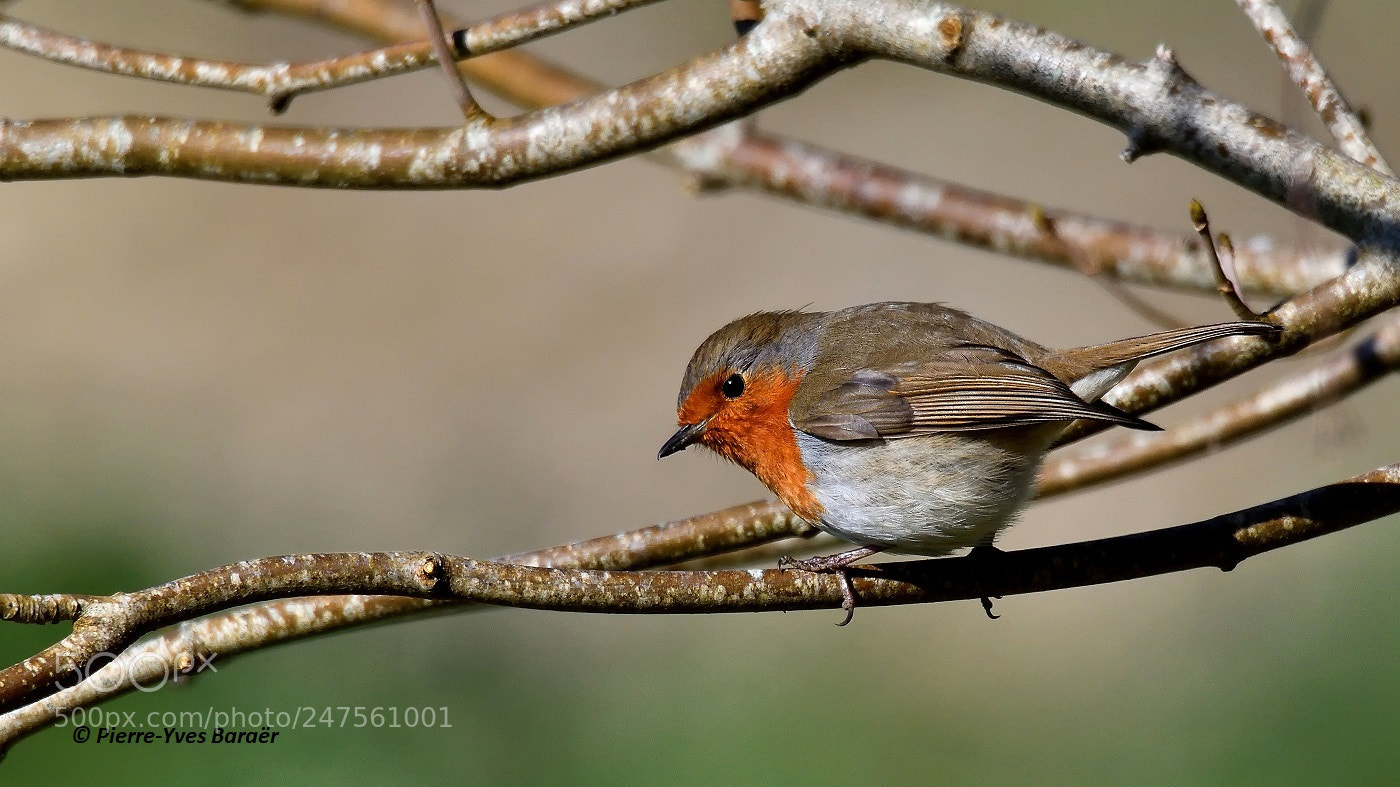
(659, 301, 1278, 622)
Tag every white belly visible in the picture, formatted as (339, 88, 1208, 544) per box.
(793, 429, 1053, 555)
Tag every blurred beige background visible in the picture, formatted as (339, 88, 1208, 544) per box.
(2, 0, 1398, 781)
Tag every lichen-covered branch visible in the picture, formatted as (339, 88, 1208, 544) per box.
(0, 500, 808, 718)
(0, 11, 841, 188)
(247, 0, 1346, 295)
(1190, 199, 1273, 322)
(677, 128, 1348, 296)
(4, 1, 1399, 246)
(2, 462, 1397, 750)
(0, 0, 1346, 295)
(1236, 0, 1391, 175)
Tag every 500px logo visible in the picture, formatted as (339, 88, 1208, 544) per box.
(49, 650, 218, 701)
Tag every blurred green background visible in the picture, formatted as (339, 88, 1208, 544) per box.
(2, 0, 1398, 782)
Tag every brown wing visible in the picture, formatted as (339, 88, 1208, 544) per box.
(793, 344, 1158, 442)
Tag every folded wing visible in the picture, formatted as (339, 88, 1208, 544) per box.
(793, 344, 1158, 442)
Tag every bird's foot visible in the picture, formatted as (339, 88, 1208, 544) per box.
(968, 544, 1004, 620)
(778, 546, 885, 626)
(778, 546, 882, 574)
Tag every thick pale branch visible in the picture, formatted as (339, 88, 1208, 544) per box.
(0, 12, 844, 188)
(844, 7, 1400, 243)
(292, 0, 1349, 295)
(0, 0, 1346, 295)
(4, 0, 1400, 246)
(1235, 0, 1391, 175)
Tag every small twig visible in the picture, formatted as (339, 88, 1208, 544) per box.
(1236, 0, 1392, 175)
(415, 0, 486, 121)
(1189, 200, 1269, 322)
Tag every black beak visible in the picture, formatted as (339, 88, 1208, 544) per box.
(658, 420, 709, 459)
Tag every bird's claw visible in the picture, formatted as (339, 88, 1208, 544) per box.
(980, 595, 1001, 620)
(778, 546, 882, 625)
(969, 544, 1005, 621)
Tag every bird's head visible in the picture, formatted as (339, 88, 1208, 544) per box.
(659, 311, 820, 498)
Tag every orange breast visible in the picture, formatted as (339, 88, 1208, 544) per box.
(680, 368, 825, 523)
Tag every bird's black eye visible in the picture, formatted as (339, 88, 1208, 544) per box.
(721, 373, 745, 399)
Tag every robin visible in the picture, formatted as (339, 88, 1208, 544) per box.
(659, 301, 1278, 622)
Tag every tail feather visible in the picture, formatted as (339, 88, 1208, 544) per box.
(1043, 321, 1279, 384)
